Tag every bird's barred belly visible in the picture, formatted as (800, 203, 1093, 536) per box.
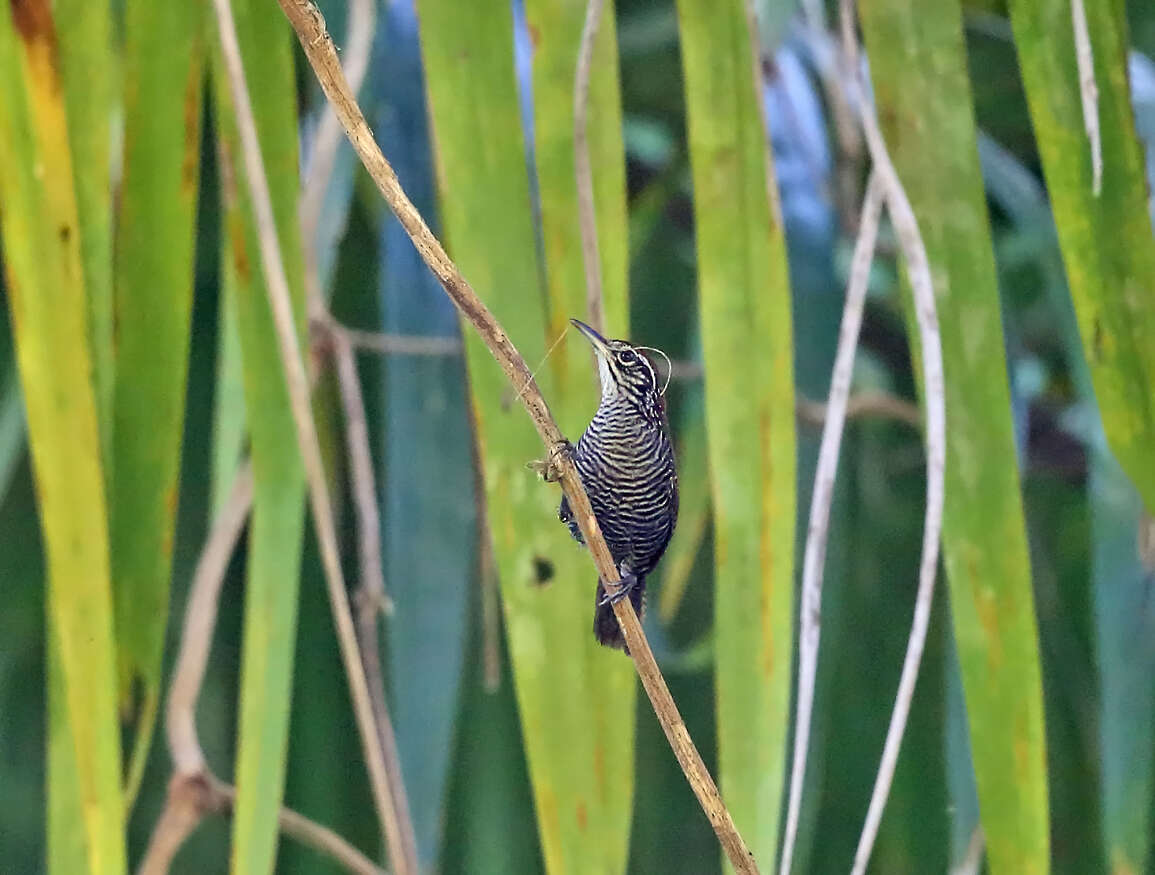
(589, 495, 675, 568)
(570, 438, 674, 574)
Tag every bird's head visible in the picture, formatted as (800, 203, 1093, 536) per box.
(570, 318, 663, 407)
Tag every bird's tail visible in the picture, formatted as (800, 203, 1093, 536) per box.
(593, 577, 645, 652)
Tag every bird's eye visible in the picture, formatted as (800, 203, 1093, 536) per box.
(619, 350, 637, 365)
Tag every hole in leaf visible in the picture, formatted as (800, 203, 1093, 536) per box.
(532, 556, 554, 585)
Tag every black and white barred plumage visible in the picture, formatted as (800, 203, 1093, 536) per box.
(560, 319, 678, 650)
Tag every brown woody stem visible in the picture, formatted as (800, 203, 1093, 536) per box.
(275, 0, 759, 870)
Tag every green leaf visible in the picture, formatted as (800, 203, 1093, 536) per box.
(871, 595, 950, 871)
(804, 417, 946, 872)
(523, 0, 630, 340)
(860, 2, 1049, 871)
(675, 0, 797, 867)
(1010, 0, 1155, 513)
(983, 124, 1108, 873)
(0, 325, 25, 508)
(211, 3, 308, 871)
(657, 386, 710, 623)
(770, 44, 855, 866)
(362, 8, 476, 862)
(0, 2, 125, 871)
(48, 629, 89, 875)
(110, 0, 205, 804)
(210, 271, 248, 515)
(631, 174, 708, 627)
(521, 0, 635, 861)
(1023, 469, 1104, 874)
(54, 0, 115, 462)
(281, 535, 378, 875)
(442, 636, 543, 875)
(1092, 446, 1153, 873)
(0, 455, 53, 872)
(944, 626, 982, 869)
(417, 0, 636, 869)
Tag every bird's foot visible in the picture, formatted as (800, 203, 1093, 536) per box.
(598, 571, 639, 607)
(527, 438, 574, 483)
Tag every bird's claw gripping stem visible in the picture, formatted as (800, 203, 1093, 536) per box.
(527, 438, 574, 483)
(598, 571, 638, 607)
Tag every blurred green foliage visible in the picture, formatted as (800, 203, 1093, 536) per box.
(1, 0, 1154, 873)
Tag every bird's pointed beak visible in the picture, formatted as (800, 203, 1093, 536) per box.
(571, 318, 617, 399)
(570, 318, 610, 356)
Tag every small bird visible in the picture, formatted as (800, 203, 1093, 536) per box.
(557, 318, 678, 651)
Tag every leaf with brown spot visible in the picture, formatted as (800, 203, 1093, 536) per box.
(676, 0, 797, 865)
(1012, 0, 1155, 513)
(9, 0, 55, 51)
(0, 3, 125, 871)
(109, 0, 205, 789)
(862, 0, 1048, 868)
(419, 0, 636, 869)
(209, 1, 309, 870)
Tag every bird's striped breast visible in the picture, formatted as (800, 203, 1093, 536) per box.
(570, 395, 678, 577)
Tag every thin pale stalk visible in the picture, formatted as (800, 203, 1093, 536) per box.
(844, 1, 947, 866)
(166, 466, 253, 776)
(138, 776, 213, 875)
(138, 774, 385, 875)
(330, 326, 391, 615)
(145, 463, 382, 875)
(343, 328, 463, 356)
(273, 2, 758, 868)
(219, 781, 387, 875)
(334, 326, 921, 431)
(138, 470, 252, 873)
(778, 169, 884, 875)
(300, 0, 375, 313)
(331, 325, 420, 874)
(795, 392, 922, 429)
(210, 0, 410, 869)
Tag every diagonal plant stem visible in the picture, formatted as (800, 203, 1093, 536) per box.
(259, 789, 387, 875)
(332, 324, 924, 428)
(778, 169, 885, 875)
(142, 3, 413, 869)
(300, 0, 375, 314)
(209, 0, 415, 870)
(274, 1, 758, 869)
